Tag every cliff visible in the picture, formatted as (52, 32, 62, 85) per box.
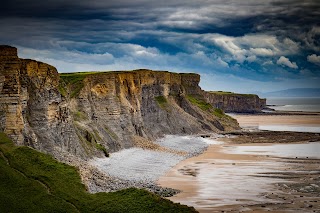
(204, 91, 266, 113)
(0, 45, 86, 159)
(0, 45, 240, 160)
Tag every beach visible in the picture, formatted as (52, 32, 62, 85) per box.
(88, 135, 213, 196)
(87, 112, 320, 212)
(158, 114, 320, 212)
(233, 114, 320, 126)
(232, 113, 320, 133)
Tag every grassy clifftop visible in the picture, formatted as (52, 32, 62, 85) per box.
(59, 72, 99, 98)
(0, 132, 196, 213)
(209, 91, 257, 97)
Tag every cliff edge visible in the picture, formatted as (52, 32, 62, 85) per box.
(0, 45, 241, 160)
(204, 91, 266, 113)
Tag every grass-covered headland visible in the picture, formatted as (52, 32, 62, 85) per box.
(209, 91, 256, 97)
(0, 132, 196, 213)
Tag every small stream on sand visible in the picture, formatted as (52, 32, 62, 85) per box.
(158, 141, 320, 212)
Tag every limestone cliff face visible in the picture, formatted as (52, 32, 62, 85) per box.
(65, 71, 239, 153)
(203, 92, 266, 113)
(0, 46, 23, 143)
(0, 45, 241, 160)
(0, 46, 87, 158)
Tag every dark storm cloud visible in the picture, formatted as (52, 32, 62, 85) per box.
(1, 0, 319, 39)
(1, 0, 320, 92)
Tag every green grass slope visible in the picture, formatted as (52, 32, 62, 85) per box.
(0, 133, 197, 213)
(59, 72, 98, 98)
(209, 91, 256, 97)
(186, 95, 226, 118)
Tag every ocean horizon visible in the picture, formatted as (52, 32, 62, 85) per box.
(267, 97, 320, 112)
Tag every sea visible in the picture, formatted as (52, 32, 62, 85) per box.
(266, 97, 320, 112)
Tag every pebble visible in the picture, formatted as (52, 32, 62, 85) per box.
(155, 135, 210, 157)
(87, 174, 180, 197)
(88, 135, 209, 197)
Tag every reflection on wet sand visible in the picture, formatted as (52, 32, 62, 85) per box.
(230, 114, 320, 133)
(158, 142, 320, 212)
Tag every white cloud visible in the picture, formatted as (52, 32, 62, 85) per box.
(217, 57, 229, 67)
(240, 34, 278, 49)
(276, 56, 298, 69)
(246, 55, 256, 63)
(208, 33, 300, 64)
(283, 38, 299, 54)
(307, 54, 320, 65)
(210, 35, 247, 63)
(262, 60, 274, 66)
(250, 48, 274, 56)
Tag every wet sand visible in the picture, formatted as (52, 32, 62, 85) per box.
(232, 114, 320, 132)
(230, 114, 320, 133)
(158, 141, 320, 212)
(158, 114, 320, 212)
(158, 144, 275, 211)
(233, 114, 320, 126)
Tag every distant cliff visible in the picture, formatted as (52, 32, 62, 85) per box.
(204, 91, 266, 113)
(0, 45, 242, 160)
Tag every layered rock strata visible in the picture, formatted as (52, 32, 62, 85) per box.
(0, 45, 241, 160)
(0, 45, 87, 158)
(204, 91, 266, 113)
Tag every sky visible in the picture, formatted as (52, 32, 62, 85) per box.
(0, 0, 320, 93)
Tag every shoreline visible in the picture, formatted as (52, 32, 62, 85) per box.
(83, 110, 320, 210)
(229, 110, 320, 116)
(156, 113, 320, 212)
(158, 140, 320, 212)
(230, 112, 320, 133)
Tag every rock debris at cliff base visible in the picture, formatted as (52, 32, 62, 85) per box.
(88, 135, 216, 195)
(91, 148, 185, 182)
(90, 135, 211, 180)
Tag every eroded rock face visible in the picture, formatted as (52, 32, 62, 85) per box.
(204, 92, 266, 113)
(0, 45, 241, 160)
(0, 46, 87, 158)
(0, 46, 24, 144)
(69, 70, 239, 153)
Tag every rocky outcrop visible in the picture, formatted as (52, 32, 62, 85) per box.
(0, 46, 240, 160)
(0, 46, 24, 144)
(203, 91, 266, 113)
(0, 45, 88, 158)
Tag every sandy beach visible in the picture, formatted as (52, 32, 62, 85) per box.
(233, 114, 320, 126)
(158, 114, 320, 212)
(231, 113, 320, 133)
(88, 112, 320, 212)
(158, 140, 320, 212)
